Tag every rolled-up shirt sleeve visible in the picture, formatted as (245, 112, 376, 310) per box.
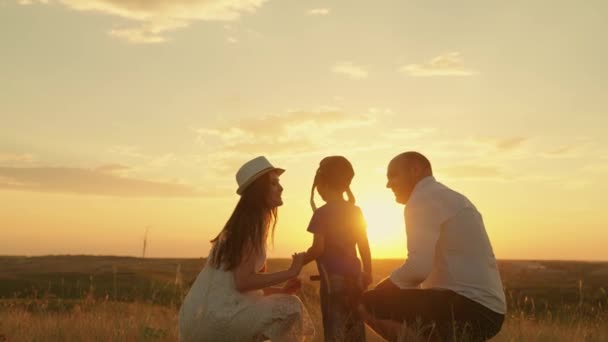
(390, 203, 441, 288)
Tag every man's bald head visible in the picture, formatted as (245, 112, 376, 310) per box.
(386, 151, 433, 204)
(391, 151, 433, 176)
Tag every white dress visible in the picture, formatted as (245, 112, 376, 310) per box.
(179, 248, 314, 342)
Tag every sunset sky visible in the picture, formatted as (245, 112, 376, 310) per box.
(1, 0, 607, 260)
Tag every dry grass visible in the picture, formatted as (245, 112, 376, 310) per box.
(0, 300, 177, 342)
(495, 314, 608, 342)
(1, 256, 607, 341)
(1, 297, 607, 341)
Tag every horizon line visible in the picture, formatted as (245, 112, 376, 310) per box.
(2, 254, 608, 263)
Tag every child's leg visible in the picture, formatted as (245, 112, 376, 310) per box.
(345, 311, 366, 342)
(326, 275, 367, 341)
(325, 291, 350, 341)
(321, 274, 355, 341)
(344, 277, 366, 342)
(319, 277, 332, 341)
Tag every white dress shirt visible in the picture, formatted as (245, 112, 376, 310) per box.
(390, 176, 506, 314)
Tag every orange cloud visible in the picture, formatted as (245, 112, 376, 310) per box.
(0, 166, 215, 197)
(0, 153, 34, 163)
(495, 137, 528, 150)
(20, 0, 269, 43)
(95, 163, 130, 173)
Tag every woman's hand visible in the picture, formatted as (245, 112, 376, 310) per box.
(281, 277, 302, 294)
(288, 252, 305, 277)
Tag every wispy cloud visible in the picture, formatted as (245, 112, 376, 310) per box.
(562, 179, 592, 190)
(540, 139, 601, 159)
(495, 137, 528, 150)
(438, 164, 505, 180)
(94, 163, 130, 174)
(581, 163, 608, 173)
(307, 8, 330, 16)
(17, 0, 45, 5)
(0, 166, 211, 197)
(196, 110, 375, 145)
(17, 0, 49, 4)
(105, 145, 207, 172)
(107, 145, 146, 159)
(536, 137, 597, 159)
(0, 153, 35, 163)
(331, 62, 369, 80)
(194, 110, 378, 170)
(542, 146, 578, 158)
(472, 136, 529, 151)
(423, 135, 529, 162)
(19, 0, 269, 44)
(399, 52, 476, 77)
(221, 25, 262, 44)
(384, 127, 437, 140)
(109, 19, 188, 44)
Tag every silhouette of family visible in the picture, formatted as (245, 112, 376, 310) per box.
(178, 152, 506, 342)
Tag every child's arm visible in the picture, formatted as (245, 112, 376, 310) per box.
(303, 233, 325, 265)
(357, 231, 373, 287)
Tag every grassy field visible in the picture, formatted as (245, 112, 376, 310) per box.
(1, 256, 607, 341)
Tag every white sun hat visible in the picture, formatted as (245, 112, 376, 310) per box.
(235, 156, 285, 195)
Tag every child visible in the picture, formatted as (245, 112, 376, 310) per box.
(302, 156, 372, 342)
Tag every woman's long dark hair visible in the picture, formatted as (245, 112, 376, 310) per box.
(209, 172, 277, 271)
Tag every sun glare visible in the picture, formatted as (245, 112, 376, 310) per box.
(358, 195, 406, 259)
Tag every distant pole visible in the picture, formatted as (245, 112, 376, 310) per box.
(175, 263, 182, 287)
(142, 226, 150, 258)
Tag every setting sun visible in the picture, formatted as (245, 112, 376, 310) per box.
(359, 195, 406, 259)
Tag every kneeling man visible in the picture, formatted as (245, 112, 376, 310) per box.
(360, 152, 506, 341)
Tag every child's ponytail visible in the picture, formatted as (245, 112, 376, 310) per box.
(310, 182, 317, 211)
(310, 170, 320, 211)
(345, 187, 356, 205)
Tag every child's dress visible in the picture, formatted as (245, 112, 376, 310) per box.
(307, 201, 367, 342)
(179, 246, 314, 342)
